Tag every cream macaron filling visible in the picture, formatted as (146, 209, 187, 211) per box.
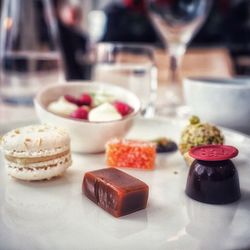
(5, 149, 70, 166)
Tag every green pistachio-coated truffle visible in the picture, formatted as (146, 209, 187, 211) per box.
(179, 116, 224, 155)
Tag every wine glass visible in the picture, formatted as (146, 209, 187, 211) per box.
(147, 0, 212, 117)
(0, 0, 62, 106)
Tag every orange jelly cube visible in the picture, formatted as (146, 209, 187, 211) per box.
(105, 138, 156, 169)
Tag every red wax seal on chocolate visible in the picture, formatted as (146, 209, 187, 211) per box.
(189, 145, 238, 161)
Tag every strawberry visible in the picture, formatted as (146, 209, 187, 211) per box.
(113, 101, 134, 116)
(70, 107, 88, 120)
(78, 93, 92, 106)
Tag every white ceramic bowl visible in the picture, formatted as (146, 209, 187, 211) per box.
(34, 82, 141, 153)
(184, 77, 250, 134)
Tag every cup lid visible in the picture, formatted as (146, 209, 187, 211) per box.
(189, 145, 238, 161)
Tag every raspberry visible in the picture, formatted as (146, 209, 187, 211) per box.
(70, 107, 88, 120)
(113, 101, 134, 116)
(78, 93, 92, 106)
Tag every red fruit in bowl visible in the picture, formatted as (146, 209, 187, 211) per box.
(78, 93, 92, 106)
(64, 94, 80, 106)
(70, 107, 88, 120)
(113, 101, 134, 116)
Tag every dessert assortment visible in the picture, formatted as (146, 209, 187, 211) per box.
(47, 91, 134, 122)
(1, 125, 72, 181)
(0, 111, 242, 217)
(83, 168, 149, 217)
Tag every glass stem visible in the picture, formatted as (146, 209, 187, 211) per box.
(168, 45, 186, 85)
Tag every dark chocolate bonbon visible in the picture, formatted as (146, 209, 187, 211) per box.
(185, 145, 241, 204)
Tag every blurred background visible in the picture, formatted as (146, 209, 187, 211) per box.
(52, 0, 250, 80)
(0, 0, 249, 124)
(53, 0, 250, 78)
(1, 0, 248, 80)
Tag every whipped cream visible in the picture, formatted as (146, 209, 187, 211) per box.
(88, 103, 122, 122)
(93, 92, 115, 106)
(48, 97, 77, 116)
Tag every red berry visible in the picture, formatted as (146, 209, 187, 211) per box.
(70, 107, 88, 120)
(78, 93, 92, 106)
(64, 94, 79, 106)
(113, 101, 134, 116)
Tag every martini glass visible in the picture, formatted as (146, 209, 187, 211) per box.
(147, 0, 212, 117)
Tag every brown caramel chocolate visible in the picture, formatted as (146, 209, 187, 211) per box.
(82, 168, 149, 217)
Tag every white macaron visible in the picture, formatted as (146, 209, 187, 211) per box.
(1, 124, 72, 181)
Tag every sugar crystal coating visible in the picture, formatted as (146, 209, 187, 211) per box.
(106, 138, 156, 169)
